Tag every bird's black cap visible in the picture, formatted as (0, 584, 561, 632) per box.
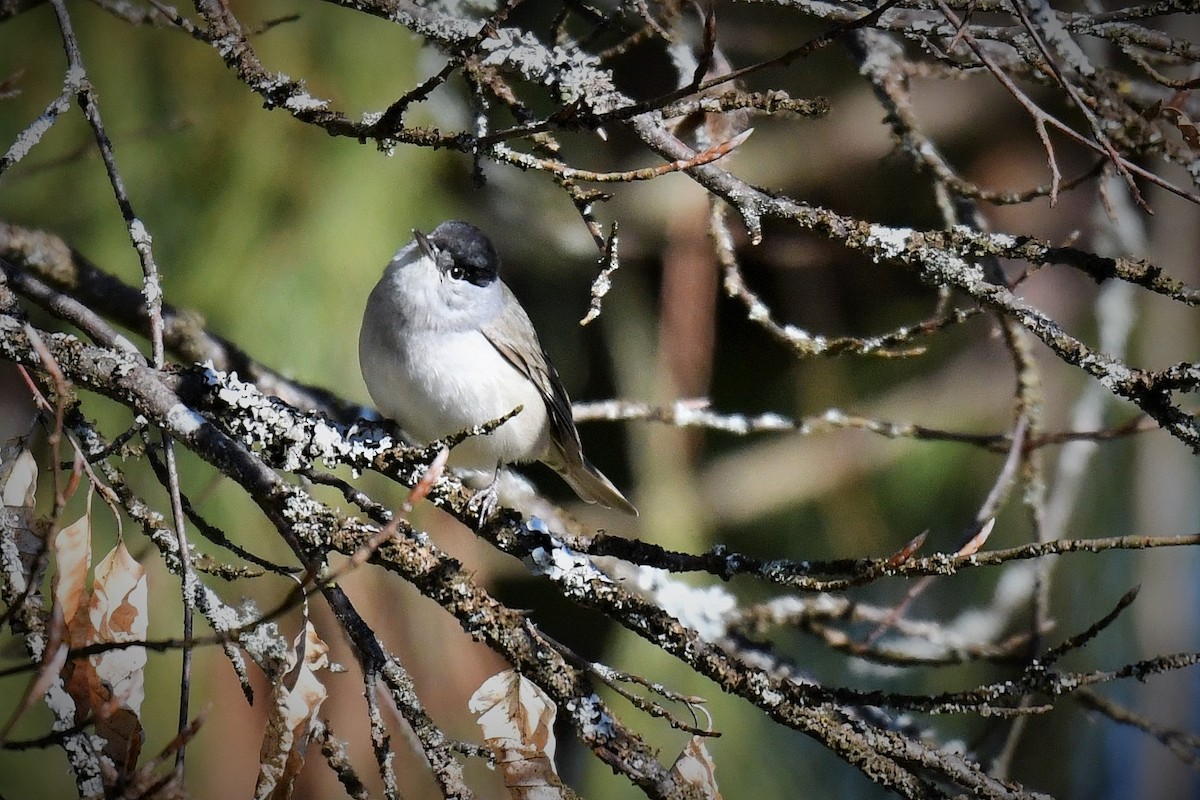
(425, 220, 500, 288)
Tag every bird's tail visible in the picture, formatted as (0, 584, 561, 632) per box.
(559, 458, 638, 515)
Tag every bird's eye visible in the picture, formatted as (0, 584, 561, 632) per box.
(448, 265, 466, 281)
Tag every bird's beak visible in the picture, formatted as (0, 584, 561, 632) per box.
(413, 229, 435, 260)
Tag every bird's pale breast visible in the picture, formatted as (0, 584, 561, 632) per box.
(362, 325, 551, 469)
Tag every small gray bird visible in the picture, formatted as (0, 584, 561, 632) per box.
(359, 220, 637, 516)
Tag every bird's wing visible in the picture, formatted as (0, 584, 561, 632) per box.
(482, 284, 637, 514)
(480, 284, 585, 471)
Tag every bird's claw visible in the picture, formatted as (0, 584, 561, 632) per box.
(468, 480, 500, 526)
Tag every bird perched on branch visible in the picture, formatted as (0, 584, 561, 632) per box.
(359, 220, 637, 517)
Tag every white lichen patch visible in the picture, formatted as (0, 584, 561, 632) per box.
(567, 693, 616, 740)
(781, 324, 826, 354)
(745, 671, 784, 707)
(129, 218, 153, 247)
(745, 298, 771, 322)
(203, 364, 397, 473)
(987, 232, 1018, 249)
(5, 117, 49, 157)
(165, 402, 205, 436)
(634, 566, 736, 642)
(478, 28, 622, 113)
(65, 64, 87, 87)
(866, 224, 914, 262)
(671, 401, 795, 435)
(279, 487, 332, 544)
(283, 87, 330, 113)
(525, 517, 610, 589)
(235, 606, 291, 672)
(210, 33, 241, 60)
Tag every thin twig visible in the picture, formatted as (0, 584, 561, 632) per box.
(48, 1, 197, 774)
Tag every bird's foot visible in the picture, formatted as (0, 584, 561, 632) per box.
(467, 477, 501, 526)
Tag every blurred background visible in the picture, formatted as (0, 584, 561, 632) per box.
(1, 1, 1198, 798)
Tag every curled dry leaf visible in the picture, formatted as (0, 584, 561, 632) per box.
(51, 513, 93, 742)
(1160, 106, 1200, 149)
(88, 539, 148, 773)
(0, 445, 42, 587)
(255, 621, 331, 800)
(89, 539, 148, 709)
(54, 514, 92, 627)
(59, 515, 98, 739)
(468, 669, 568, 799)
(671, 735, 722, 799)
(1, 447, 36, 507)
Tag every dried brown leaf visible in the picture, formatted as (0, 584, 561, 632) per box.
(671, 736, 722, 799)
(53, 514, 91, 626)
(469, 669, 568, 798)
(88, 539, 148, 772)
(1, 448, 37, 507)
(256, 622, 331, 800)
(0, 442, 41, 592)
